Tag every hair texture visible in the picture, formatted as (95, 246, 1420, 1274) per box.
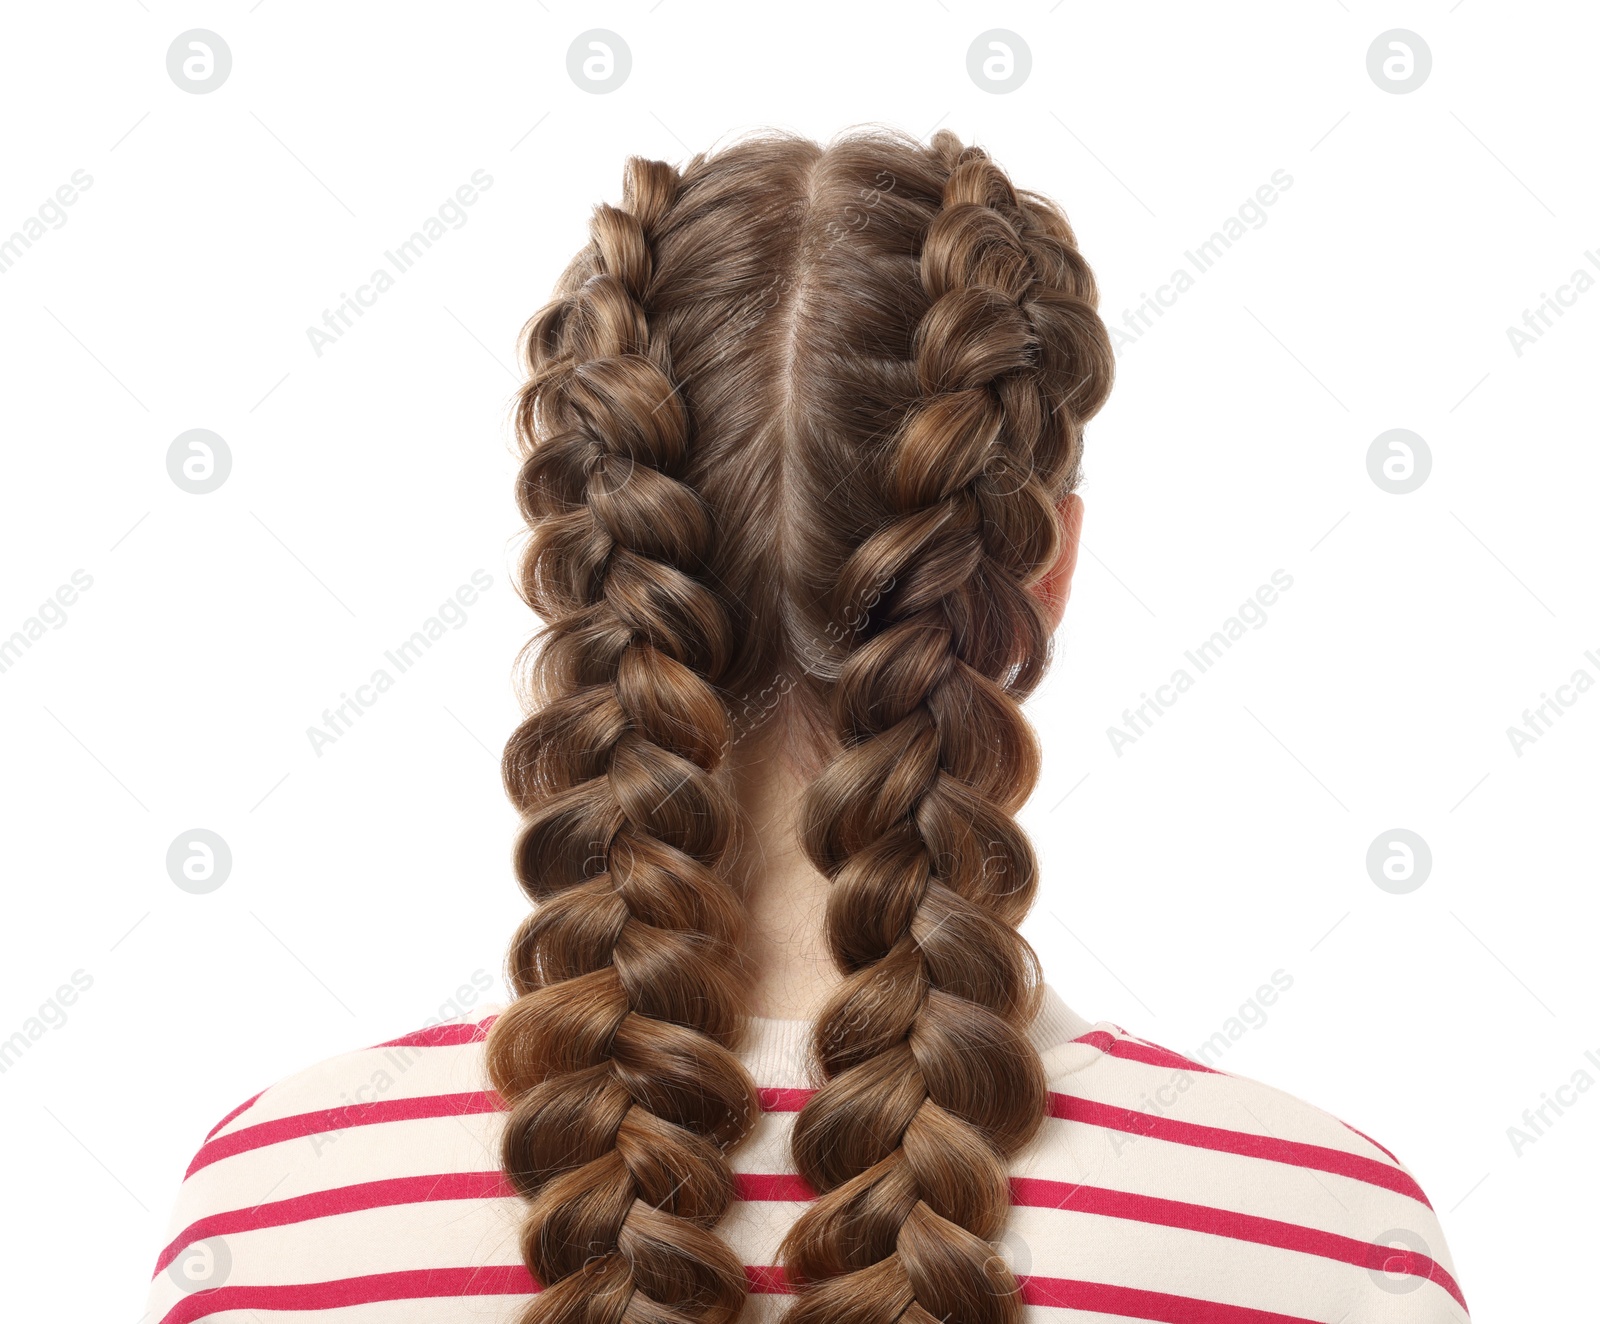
(486, 127, 1113, 1324)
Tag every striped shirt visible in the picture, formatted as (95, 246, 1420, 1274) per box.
(144, 987, 1469, 1323)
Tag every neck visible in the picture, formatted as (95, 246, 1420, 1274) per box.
(726, 729, 841, 1021)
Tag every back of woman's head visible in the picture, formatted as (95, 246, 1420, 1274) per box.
(485, 126, 1114, 1324)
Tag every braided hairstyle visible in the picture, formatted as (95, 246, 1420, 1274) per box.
(776, 134, 1113, 1324)
(487, 128, 1113, 1324)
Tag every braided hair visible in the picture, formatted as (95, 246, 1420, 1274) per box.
(777, 133, 1113, 1324)
(488, 128, 1113, 1324)
(486, 157, 763, 1324)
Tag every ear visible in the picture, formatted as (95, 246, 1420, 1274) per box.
(1032, 493, 1083, 631)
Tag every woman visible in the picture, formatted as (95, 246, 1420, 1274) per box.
(145, 127, 1468, 1324)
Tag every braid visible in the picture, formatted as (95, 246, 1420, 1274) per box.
(778, 133, 1114, 1324)
(485, 156, 760, 1324)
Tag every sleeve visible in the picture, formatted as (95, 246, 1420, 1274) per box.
(1357, 1185, 1471, 1322)
(142, 1089, 267, 1324)
(1033, 1031, 1471, 1322)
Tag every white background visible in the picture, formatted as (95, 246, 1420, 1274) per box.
(1, 2, 1594, 1319)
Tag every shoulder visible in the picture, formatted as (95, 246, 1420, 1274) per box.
(144, 1010, 526, 1323)
(1015, 1014, 1470, 1321)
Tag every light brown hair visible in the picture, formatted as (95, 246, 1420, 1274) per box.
(485, 125, 1113, 1324)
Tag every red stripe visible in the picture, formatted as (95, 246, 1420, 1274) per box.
(741, 1267, 1327, 1321)
(1068, 1026, 1227, 1075)
(184, 1091, 502, 1177)
(1017, 1274, 1324, 1322)
(198, 1018, 499, 1146)
(153, 1262, 1331, 1324)
(152, 1171, 517, 1277)
(736, 1171, 816, 1202)
(158, 1262, 790, 1324)
(1340, 1118, 1402, 1164)
(1104, 1037, 1221, 1074)
(757, 1086, 812, 1112)
(1047, 1093, 1430, 1207)
(1011, 1177, 1466, 1311)
(157, 1265, 533, 1323)
(204, 1091, 264, 1140)
(745, 1264, 789, 1294)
